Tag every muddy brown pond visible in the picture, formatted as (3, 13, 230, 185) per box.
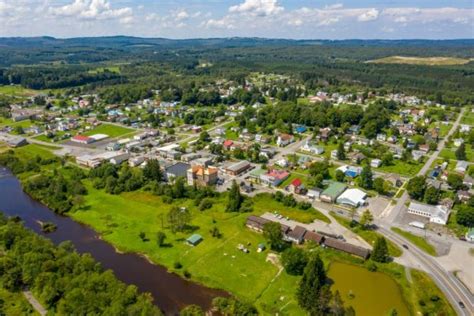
(0, 167, 228, 315)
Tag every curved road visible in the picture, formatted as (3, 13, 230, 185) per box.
(378, 225, 473, 315)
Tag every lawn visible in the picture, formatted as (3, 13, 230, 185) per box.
(0, 117, 13, 127)
(0, 85, 39, 97)
(70, 186, 289, 304)
(253, 193, 331, 224)
(88, 66, 121, 74)
(461, 111, 474, 125)
(14, 144, 58, 160)
(83, 124, 135, 138)
(440, 145, 474, 162)
(378, 160, 423, 177)
(391, 227, 437, 256)
(330, 212, 403, 257)
(279, 172, 309, 189)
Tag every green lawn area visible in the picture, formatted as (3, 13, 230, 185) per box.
(83, 124, 135, 138)
(0, 85, 39, 97)
(253, 193, 330, 224)
(0, 117, 14, 127)
(279, 172, 309, 188)
(461, 110, 474, 125)
(378, 160, 423, 177)
(14, 143, 58, 160)
(391, 227, 437, 256)
(330, 212, 403, 257)
(440, 145, 474, 162)
(0, 288, 38, 315)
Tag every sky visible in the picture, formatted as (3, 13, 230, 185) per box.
(0, 0, 473, 39)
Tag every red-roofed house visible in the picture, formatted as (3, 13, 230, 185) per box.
(289, 178, 305, 194)
(71, 135, 94, 144)
(260, 169, 290, 186)
(223, 140, 234, 150)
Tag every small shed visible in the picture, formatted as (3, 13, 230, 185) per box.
(186, 234, 203, 246)
(257, 243, 266, 252)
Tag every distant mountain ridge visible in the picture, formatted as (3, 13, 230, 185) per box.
(0, 36, 473, 49)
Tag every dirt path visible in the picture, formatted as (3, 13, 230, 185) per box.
(23, 290, 47, 316)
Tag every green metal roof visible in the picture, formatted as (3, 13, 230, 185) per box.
(321, 182, 347, 198)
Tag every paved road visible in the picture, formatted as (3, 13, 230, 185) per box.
(384, 107, 465, 223)
(378, 108, 473, 315)
(378, 225, 474, 316)
(23, 290, 47, 316)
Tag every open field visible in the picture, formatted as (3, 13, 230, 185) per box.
(410, 270, 456, 315)
(378, 160, 424, 177)
(369, 56, 473, 66)
(83, 123, 135, 138)
(88, 66, 121, 74)
(331, 212, 403, 257)
(0, 85, 39, 97)
(461, 111, 474, 125)
(14, 143, 58, 160)
(439, 144, 474, 162)
(391, 227, 437, 256)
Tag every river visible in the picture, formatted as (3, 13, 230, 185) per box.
(0, 167, 227, 315)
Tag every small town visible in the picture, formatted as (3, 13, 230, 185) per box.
(0, 2, 473, 315)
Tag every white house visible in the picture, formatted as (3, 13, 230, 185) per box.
(276, 134, 294, 147)
(301, 141, 324, 155)
(407, 201, 451, 225)
(453, 138, 464, 147)
(370, 159, 382, 168)
(455, 161, 469, 174)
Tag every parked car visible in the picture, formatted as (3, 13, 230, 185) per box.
(402, 244, 409, 249)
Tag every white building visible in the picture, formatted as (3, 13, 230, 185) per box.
(336, 188, 367, 207)
(370, 159, 382, 168)
(407, 201, 451, 225)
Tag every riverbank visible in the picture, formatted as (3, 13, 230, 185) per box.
(0, 144, 456, 315)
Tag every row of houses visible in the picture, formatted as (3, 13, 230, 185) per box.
(246, 216, 370, 259)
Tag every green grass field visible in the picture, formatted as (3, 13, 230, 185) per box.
(410, 270, 456, 315)
(0, 85, 39, 97)
(461, 111, 474, 125)
(370, 56, 472, 66)
(83, 124, 135, 138)
(14, 144, 58, 160)
(439, 145, 474, 162)
(378, 160, 423, 177)
(88, 66, 121, 74)
(330, 212, 403, 257)
(391, 227, 437, 256)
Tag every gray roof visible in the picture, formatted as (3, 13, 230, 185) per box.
(165, 162, 190, 178)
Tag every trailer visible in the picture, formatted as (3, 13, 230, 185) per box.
(409, 221, 426, 230)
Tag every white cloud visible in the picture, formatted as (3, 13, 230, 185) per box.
(229, 0, 284, 17)
(357, 8, 379, 22)
(175, 10, 189, 21)
(324, 3, 344, 10)
(203, 16, 235, 29)
(49, 0, 132, 21)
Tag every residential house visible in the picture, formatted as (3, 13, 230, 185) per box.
(276, 134, 294, 147)
(301, 141, 324, 155)
(370, 159, 382, 168)
(350, 152, 366, 164)
(285, 226, 307, 244)
(260, 169, 290, 186)
(288, 178, 305, 194)
(165, 162, 191, 182)
(455, 161, 469, 174)
(453, 138, 464, 147)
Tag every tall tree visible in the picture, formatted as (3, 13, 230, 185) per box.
(424, 186, 439, 205)
(143, 159, 162, 182)
(297, 255, 331, 315)
(360, 210, 374, 229)
(371, 237, 390, 263)
(226, 180, 242, 212)
(263, 222, 286, 252)
(406, 176, 426, 200)
(281, 247, 308, 275)
(336, 142, 346, 160)
(455, 143, 467, 161)
(359, 164, 373, 189)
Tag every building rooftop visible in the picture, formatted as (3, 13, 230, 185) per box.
(321, 182, 347, 199)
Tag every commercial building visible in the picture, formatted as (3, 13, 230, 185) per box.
(336, 188, 367, 207)
(407, 201, 451, 225)
(225, 160, 251, 176)
(320, 182, 347, 203)
(187, 165, 218, 186)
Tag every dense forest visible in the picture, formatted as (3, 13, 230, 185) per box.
(0, 214, 161, 315)
(0, 37, 472, 105)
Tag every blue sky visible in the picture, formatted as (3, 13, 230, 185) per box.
(0, 1, 473, 39)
